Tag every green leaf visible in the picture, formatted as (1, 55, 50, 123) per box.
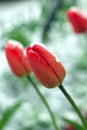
(62, 117, 85, 130)
(0, 100, 23, 130)
(6, 27, 30, 47)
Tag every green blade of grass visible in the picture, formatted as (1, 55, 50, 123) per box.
(62, 117, 85, 130)
(0, 100, 23, 130)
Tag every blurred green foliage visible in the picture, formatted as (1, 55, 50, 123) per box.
(3, 20, 39, 47)
(76, 51, 87, 71)
(0, 101, 22, 130)
(62, 117, 85, 130)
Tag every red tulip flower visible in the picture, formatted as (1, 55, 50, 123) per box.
(66, 7, 87, 33)
(26, 43, 66, 88)
(64, 124, 74, 130)
(5, 40, 31, 77)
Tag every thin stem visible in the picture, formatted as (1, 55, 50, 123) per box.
(59, 84, 87, 130)
(27, 75, 59, 130)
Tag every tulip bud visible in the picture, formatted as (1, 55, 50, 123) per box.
(26, 43, 66, 88)
(64, 124, 74, 130)
(66, 7, 87, 33)
(5, 40, 31, 77)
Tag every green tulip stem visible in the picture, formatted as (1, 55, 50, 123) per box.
(27, 75, 59, 130)
(59, 84, 87, 130)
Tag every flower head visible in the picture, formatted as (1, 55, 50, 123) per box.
(5, 40, 31, 77)
(64, 124, 75, 130)
(26, 43, 66, 88)
(66, 7, 87, 33)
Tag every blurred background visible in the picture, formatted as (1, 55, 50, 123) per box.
(0, 0, 87, 130)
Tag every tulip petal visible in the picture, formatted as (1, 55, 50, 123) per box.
(5, 40, 31, 77)
(30, 44, 65, 82)
(26, 44, 66, 88)
(67, 7, 87, 33)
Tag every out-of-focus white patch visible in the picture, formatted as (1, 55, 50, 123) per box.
(30, 42, 46, 48)
(53, 53, 60, 62)
(69, 6, 80, 12)
(24, 50, 27, 56)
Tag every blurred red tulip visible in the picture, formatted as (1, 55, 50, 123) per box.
(5, 40, 31, 77)
(64, 124, 74, 130)
(84, 108, 87, 120)
(26, 43, 66, 88)
(66, 7, 87, 33)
